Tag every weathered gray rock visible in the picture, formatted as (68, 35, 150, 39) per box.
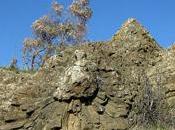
(0, 120, 26, 130)
(53, 49, 98, 101)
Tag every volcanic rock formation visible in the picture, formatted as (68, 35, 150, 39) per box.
(0, 18, 175, 130)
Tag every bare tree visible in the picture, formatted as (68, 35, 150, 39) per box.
(70, 0, 92, 42)
(23, 0, 93, 70)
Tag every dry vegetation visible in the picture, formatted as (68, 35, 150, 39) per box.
(23, 0, 92, 70)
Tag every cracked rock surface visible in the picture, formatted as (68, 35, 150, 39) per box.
(0, 18, 175, 130)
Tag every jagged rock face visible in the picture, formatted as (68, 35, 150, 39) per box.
(0, 18, 175, 130)
(53, 50, 98, 101)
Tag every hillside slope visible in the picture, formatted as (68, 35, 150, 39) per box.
(0, 18, 175, 130)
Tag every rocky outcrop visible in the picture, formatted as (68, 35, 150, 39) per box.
(0, 18, 175, 130)
(53, 50, 98, 101)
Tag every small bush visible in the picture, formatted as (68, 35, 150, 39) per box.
(133, 71, 174, 129)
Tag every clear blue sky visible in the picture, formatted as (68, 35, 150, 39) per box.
(0, 0, 175, 67)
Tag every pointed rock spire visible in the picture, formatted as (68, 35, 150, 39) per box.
(112, 18, 161, 50)
(112, 18, 149, 41)
(121, 18, 139, 28)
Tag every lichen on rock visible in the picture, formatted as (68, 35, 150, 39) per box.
(53, 49, 98, 101)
